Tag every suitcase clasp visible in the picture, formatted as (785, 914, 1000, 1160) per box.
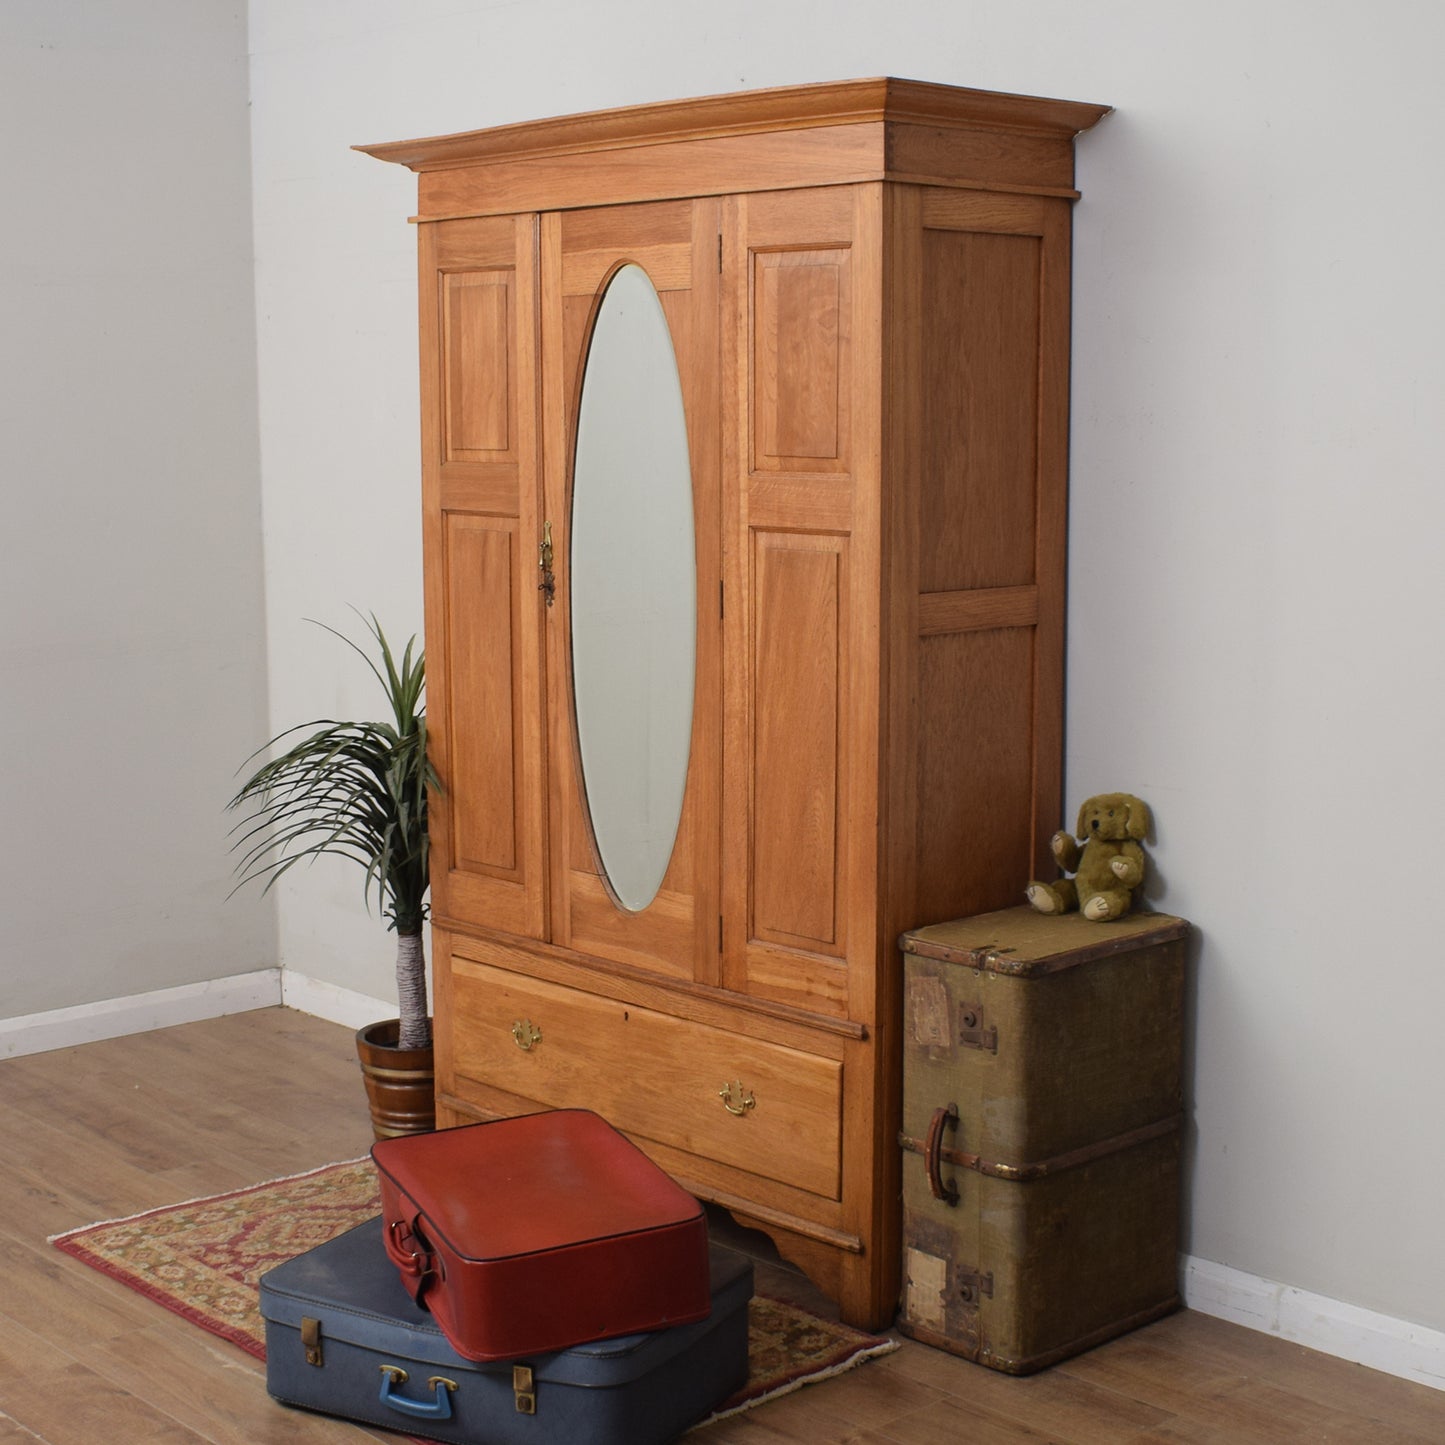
(513, 1364, 537, 1414)
(300, 1315, 322, 1367)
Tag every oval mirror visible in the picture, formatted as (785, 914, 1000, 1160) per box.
(570, 264, 696, 913)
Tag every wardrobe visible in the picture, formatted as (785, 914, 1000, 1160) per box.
(359, 77, 1109, 1328)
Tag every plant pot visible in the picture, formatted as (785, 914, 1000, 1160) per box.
(355, 1019, 436, 1140)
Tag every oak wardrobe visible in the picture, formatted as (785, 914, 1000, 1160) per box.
(359, 77, 1109, 1328)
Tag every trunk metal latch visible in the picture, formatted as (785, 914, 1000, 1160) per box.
(958, 1003, 998, 1053)
(957, 1267, 995, 1304)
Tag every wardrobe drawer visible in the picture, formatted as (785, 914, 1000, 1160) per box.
(449, 960, 843, 1200)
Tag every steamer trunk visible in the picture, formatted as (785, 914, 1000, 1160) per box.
(898, 906, 1188, 1372)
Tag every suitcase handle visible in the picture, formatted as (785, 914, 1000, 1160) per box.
(925, 1104, 960, 1206)
(378, 1365, 457, 1420)
(385, 1217, 435, 1285)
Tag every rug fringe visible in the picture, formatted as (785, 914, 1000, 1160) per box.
(697, 1337, 899, 1427)
(47, 1158, 368, 1245)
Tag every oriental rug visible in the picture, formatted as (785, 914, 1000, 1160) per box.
(50, 1158, 896, 1427)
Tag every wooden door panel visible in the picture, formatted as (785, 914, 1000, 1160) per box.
(753, 248, 851, 471)
(443, 272, 512, 459)
(751, 532, 846, 954)
(445, 516, 520, 874)
(421, 215, 547, 939)
(542, 198, 722, 983)
(722, 186, 881, 1020)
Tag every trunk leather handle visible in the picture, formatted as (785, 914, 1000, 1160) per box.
(925, 1103, 960, 1206)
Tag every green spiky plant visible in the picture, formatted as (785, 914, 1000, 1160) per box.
(228, 614, 439, 1051)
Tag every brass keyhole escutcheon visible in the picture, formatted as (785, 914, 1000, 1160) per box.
(512, 1019, 542, 1051)
(718, 1081, 755, 1117)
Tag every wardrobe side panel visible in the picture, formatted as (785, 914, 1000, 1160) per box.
(909, 191, 1071, 929)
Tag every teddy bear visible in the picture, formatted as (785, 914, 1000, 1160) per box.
(1026, 792, 1151, 921)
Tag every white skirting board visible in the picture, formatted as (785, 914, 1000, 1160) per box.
(0, 969, 393, 1060)
(277, 970, 396, 1034)
(1182, 1255, 1445, 1393)
(2, 976, 1442, 1391)
(0, 969, 283, 1059)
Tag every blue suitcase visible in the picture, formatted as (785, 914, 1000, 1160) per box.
(259, 1216, 752, 1443)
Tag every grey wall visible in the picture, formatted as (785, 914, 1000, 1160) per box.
(0, 1, 273, 1016)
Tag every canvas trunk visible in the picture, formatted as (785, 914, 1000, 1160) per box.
(898, 906, 1189, 1373)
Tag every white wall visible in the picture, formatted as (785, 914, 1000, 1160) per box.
(244, 0, 1445, 1351)
(0, 2, 273, 1018)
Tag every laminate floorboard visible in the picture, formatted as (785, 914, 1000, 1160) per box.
(1, 1009, 1440, 1442)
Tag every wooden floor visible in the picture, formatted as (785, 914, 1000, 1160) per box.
(2, 1010, 1442, 1443)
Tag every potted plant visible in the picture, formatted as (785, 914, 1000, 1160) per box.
(228, 613, 440, 1138)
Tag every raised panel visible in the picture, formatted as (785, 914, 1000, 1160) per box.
(443, 270, 513, 461)
(753, 248, 851, 472)
(919, 229, 1042, 593)
(914, 628, 1037, 927)
(751, 532, 846, 953)
(445, 515, 519, 874)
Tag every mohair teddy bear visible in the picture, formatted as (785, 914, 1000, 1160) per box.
(1026, 792, 1151, 921)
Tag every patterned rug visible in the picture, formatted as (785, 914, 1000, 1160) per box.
(50, 1158, 896, 1428)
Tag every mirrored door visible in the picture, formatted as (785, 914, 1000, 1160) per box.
(541, 197, 722, 983)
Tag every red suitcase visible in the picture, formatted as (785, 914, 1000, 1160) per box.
(372, 1109, 712, 1362)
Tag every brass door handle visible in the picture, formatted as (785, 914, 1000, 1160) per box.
(511, 1019, 542, 1051)
(538, 520, 555, 606)
(718, 1081, 755, 1116)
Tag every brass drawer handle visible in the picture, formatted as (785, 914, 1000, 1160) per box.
(719, 1081, 755, 1116)
(511, 1019, 542, 1051)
